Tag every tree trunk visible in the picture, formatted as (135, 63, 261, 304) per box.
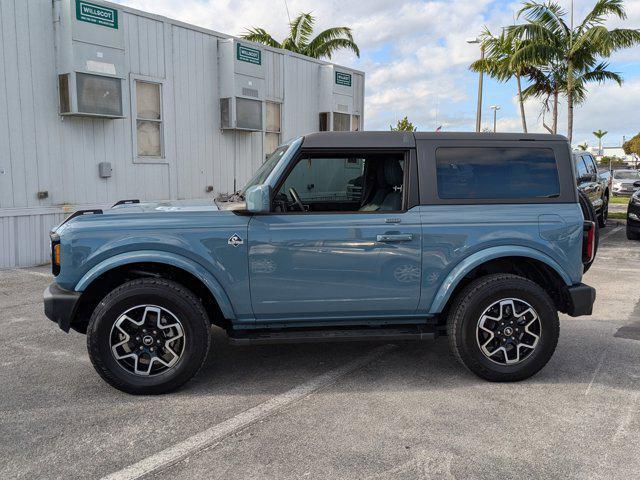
(516, 74, 527, 133)
(567, 60, 574, 144)
(552, 88, 559, 134)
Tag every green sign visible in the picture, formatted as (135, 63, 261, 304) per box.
(76, 0, 118, 29)
(236, 43, 262, 65)
(335, 71, 352, 87)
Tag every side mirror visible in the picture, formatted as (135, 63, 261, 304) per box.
(245, 184, 271, 213)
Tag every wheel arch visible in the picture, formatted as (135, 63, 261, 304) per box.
(429, 247, 573, 318)
(70, 251, 235, 333)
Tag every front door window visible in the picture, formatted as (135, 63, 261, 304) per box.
(273, 154, 405, 214)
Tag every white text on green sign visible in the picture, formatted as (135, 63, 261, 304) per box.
(335, 72, 352, 87)
(237, 44, 262, 65)
(76, 0, 118, 29)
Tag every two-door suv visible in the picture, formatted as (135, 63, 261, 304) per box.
(44, 132, 597, 394)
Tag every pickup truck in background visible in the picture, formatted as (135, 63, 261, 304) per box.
(575, 151, 609, 228)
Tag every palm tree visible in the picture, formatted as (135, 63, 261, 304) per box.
(470, 28, 530, 132)
(242, 12, 360, 60)
(509, 0, 640, 143)
(593, 129, 608, 155)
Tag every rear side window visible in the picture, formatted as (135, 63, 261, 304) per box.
(576, 156, 589, 177)
(583, 155, 597, 174)
(436, 147, 560, 200)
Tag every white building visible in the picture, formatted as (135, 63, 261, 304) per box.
(588, 146, 634, 162)
(0, 0, 365, 268)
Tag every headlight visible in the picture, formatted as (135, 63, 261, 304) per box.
(632, 195, 640, 206)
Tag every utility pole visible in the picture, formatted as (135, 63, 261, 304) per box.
(490, 105, 501, 133)
(467, 37, 484, 132)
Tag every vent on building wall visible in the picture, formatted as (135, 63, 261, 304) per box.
(242, 87, 260, 98)
(336, 104, 349, 113)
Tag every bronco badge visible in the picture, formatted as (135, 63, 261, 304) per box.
(228, 233, 244, 247)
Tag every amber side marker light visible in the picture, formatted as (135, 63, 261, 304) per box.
(50, 233, 61, 275)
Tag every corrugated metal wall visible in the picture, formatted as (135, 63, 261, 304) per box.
(0, 0, 365, 268)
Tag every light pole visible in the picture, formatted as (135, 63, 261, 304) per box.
(467, 37, 484, 133)
(490, 105, 501, 132)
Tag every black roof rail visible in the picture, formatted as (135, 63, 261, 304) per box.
(112, 199, 140, 207)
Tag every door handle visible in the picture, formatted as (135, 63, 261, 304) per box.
(377, 234, 413, 243)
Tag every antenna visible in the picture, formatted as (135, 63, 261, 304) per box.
(283, 0, 291, 24)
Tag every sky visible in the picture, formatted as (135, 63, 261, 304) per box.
(112, 0, 640, 148)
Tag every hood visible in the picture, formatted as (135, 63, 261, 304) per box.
(109, 199, 220, 213)
(53, 198, 247, 234)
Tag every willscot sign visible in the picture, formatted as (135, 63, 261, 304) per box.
(76, 0, 118, 29)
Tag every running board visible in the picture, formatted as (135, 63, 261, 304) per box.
(227, 325, 438, 346)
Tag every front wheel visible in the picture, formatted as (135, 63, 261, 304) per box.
(628, 227, 640, 241)
(597, 195, 608, 229)
(87, 278, 211, 394)
(447, 274, 559, 382)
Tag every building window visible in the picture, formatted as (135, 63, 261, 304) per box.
(319, 112, 330, 132)
(351, 114, 360, 131)
(266, 102, 281, 133)
(135, 80, 163, 157)
(333, 112, 350, 132)
(265, 133, 280, 158)
(265, 102, 281, 157)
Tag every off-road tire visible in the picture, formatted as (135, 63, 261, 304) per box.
(87, 278, 210, 395)
(447, 274, 559, 382)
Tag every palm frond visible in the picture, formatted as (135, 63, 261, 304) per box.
(517, 1, 569, 35)
(576, 62, 623, 86)
(240, 28, 282, 49)
(289, 12, 314, 48)
(604, 28, 640, 52)
(306, 27, 359, 58)
(310, 38, 360, 60)
(579, 0, 627, 31)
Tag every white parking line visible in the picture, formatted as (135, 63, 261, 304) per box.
(600, 226, 623, 242)
(101, 344, 396, 480)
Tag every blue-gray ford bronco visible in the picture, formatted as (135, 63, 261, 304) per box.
(44, 132, 597, 394)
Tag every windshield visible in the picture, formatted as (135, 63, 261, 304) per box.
(613, 170, 640, 180)
(241, 145, 290, 194)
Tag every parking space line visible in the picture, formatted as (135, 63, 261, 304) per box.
(584, 347, 608, 396)
(101, 344, 396, 480)
(600, 226, 623, 242)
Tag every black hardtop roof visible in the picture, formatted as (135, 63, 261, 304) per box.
(301, 131, 568, 149)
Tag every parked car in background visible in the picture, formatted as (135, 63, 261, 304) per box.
(627, 189, 640, 240)
(612, 169, 640, 197)
(575, 152, 609, 228)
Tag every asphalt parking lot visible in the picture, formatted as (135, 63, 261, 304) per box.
(1, 221, 639, 480)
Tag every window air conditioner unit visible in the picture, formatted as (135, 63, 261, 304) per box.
(220, 97, 263, 131)
(54, 0, 125, 118)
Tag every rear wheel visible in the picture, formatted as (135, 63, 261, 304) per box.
(87, 278, 211, 394)
(447, 274, 559, 382)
